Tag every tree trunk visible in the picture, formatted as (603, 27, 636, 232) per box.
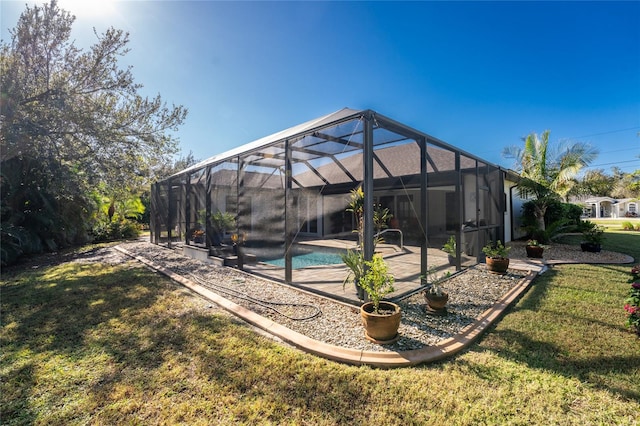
(107, 200, 115, 221)
(534, 203, 546, 231)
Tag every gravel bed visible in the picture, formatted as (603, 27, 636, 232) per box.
(113, 241, 529, 352)
(507, 240, 633, 264)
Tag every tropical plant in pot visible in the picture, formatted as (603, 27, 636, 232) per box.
(359, 255, 401, 344)
(482, 240, 511, 274)
(340, 187, 388, 299)
(192, 229, 205, 243)
(422, 265, 451, 314)
(525, 239, 545, 258)
(211, 210, 236, 246)
(580, 222, 604, 253)
(192, 209, 208, 243)
(341, 248, 365, 300)
(442, 235, 457, 266)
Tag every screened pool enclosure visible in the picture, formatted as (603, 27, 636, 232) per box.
(150, 108, 513, 302)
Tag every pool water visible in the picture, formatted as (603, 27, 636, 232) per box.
(262, 251, 344, 269)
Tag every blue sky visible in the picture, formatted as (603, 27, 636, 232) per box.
(2, 1, 639, 173)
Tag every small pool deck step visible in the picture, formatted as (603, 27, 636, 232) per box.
(223, 253, 257, 267)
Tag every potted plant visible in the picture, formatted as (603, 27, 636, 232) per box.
(482, 240, 511, 274)
(525, 239, 545, 258)
(192, 229, 205, 244)
(359, 255, 401, 344)
(422, 265, 451, 314)
(211, 210, 236, 246)
(581, 223, 604, 252)
(341, 187, 387, 299)
(442, 235, 457, 266)
(341, 248, 365, 300)
(231, 232, 245, 254)
(191, 209, 208, 244)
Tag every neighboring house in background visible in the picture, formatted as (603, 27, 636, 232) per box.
(579, 196, 638, 218)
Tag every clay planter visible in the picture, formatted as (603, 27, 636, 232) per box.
(525, 245, 544, 258)
(360, 301, 401, 344)
(423, 291, 449, 315)
(486, 257, 510, 274)
(581, 242, 602, 253)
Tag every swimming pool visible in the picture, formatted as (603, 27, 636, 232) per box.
(261, 250, 344, 269)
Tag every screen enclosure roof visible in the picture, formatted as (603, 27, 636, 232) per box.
(166, 108, 516, 188)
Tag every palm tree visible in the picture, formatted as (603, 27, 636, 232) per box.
(503, 130, 597, 231)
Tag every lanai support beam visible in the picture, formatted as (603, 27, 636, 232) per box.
(363, 112, 375, 273)
(205, 165, 213, 248)
(420, 136, 428, 280)
(185, 176, 191, 246)
(167, 178, 174, 249)
(455, 153, 462, 270)
(284, 140, 293, 283)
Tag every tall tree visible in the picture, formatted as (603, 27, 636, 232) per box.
(139, 151, 200, 225)
(567, 169, 616, 198)
(0, 0, 187, 264)
(612, 169, 640, 199)
(503, 130, 597, 231)
(151, 150, 200, 181)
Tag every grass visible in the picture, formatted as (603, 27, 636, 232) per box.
(586, 217, 640, 230)
(2, 236, 640, 425)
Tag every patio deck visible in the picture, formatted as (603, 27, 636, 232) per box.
(172, 237, 548, 305)
(240, 239, 465, 304)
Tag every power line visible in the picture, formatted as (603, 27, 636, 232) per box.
(583, 160, 640, 173)
(587, 159, 639, 167)
(571, 126, 640, 139)
(595, 147, 639, 155)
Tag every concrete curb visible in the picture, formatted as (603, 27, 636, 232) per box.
(115, 246, 537, 367)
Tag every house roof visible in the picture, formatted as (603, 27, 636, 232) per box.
(584, 196, 621, 203)
(580, 197, 639, 204)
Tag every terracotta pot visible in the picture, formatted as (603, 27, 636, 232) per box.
(424, 291, 449, 311)
(360, 301, 401, 344)
(486, 257, 509, 274)
(525, 245, 544, 258)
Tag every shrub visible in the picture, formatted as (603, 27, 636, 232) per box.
(576, 219, 597, 233)
(561, 202, 583, 224)
(523, 200, 581, 227)
(582, 222, 605, 244)
(91, 218, 141, 242)
(522, 201, 582, 243)
(359, 255, 395, 314)
(624, 265, 640, 336)
(622, 221, 634, 231)
(1, 156, 94, 266)
(528, 218, 573, 243)
(0, 224, 41, 266)
(482, 240, 511, 259)
(441, 235, 456, 255)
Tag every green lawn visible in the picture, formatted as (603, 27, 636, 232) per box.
(587, 217, 640, 230)
(2, 235, 639, 425)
